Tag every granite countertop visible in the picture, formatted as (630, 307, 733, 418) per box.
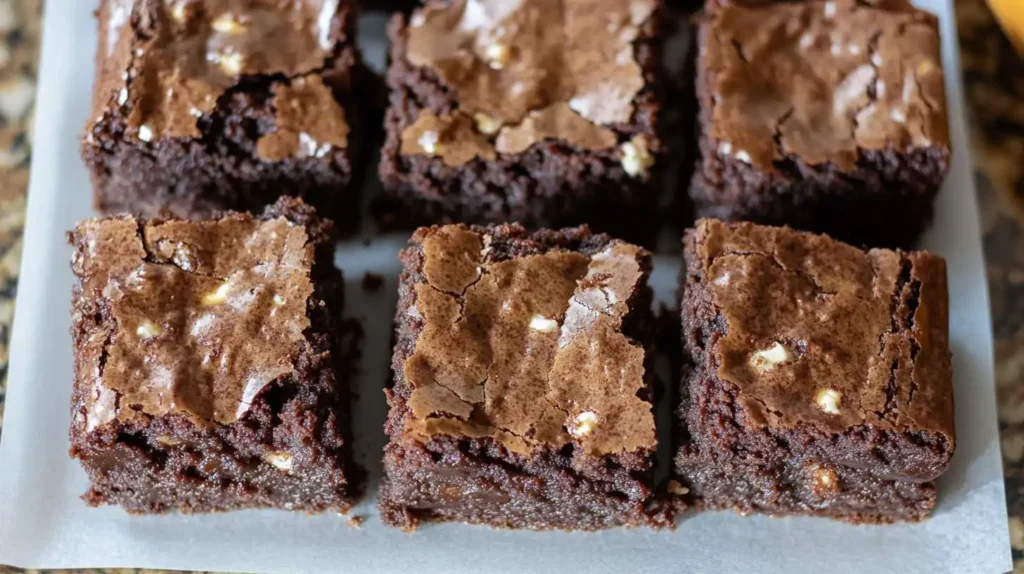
(1, 0, 1024, 572)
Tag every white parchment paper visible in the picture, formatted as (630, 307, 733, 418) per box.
(0, 1, 1011, 572)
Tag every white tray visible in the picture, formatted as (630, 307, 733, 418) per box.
(0, 1, 1011, 572)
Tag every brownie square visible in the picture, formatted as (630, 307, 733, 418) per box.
(83, 0, 365, 229)
(690, 0, 950, 248)
(68, 198, 359, 514)
(378, 0, 666, 244)
(675, 218, 955, 523)
(380, 223, 658, 530)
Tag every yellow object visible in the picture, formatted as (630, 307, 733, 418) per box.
(989, 0, 1024, 55)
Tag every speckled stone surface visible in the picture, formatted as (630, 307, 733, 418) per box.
(1, 0, 1024, 572)
(957, 1, 1024, 567)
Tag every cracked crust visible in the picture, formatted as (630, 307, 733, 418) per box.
(68, 197, 361, 514)
(674, 219, 954, 523)
(82, 0, 366, 230)
(380, 223, 659, 530)
(689, 0, 950, 248)
(375, 7, 667, 246)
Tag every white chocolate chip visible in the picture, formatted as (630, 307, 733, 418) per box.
(273, 294, 286, 306)
(569, 411, 598, 438)
(155, 435, 181, 447)
(410, 12, 426, 27)
(529, 315, 559, 332)
(418, 130, 440, 154)
(734, 150, 751, 164)
(890, 108, 907, 124)
(473, 112, 502, 135)
(299, 132, 318, 156)
(815, 466, 837, 487)
(216, 51, 244, 75)
(171, 3, 188, 22)
(486, 43, 510, 69)
(263, 451, 293, 472)
(136, 320, 162, 339)
(847, 43, 861, 55)
(824, 1, 836, 19)
(297, 132, 331, 158)
(137, 125, 153, 142)
(830, 43, 841, 56)
(620, 135, 654, 178)
(749, 342, 792, 371)
(201, 281, 232, 306)
(916, 59, 936, 78)
(798, 33, 814, 50)
(875, 79, 886, 98)
(814, 388, 842, 415)
(871, 53, 883, 67)
(718, 141, 732, 156)
(713, 272, 730, 287)
(190, 107, 203, 118)
(212, 13, 245, 34)
(117, 88, 128, 105)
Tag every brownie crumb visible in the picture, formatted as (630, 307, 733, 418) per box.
(643, 489, 685, 529)
(346, 515, 365, 529)
(666, 480, 689, 496)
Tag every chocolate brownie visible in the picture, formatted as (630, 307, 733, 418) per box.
(83, 0, 365, 230)
(380, 223, 658, 530)
(68, 197, 360, 514)
(377, 0, 667, 244)
(690, 0, 950, 248)
(675, 218, 955, 523)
